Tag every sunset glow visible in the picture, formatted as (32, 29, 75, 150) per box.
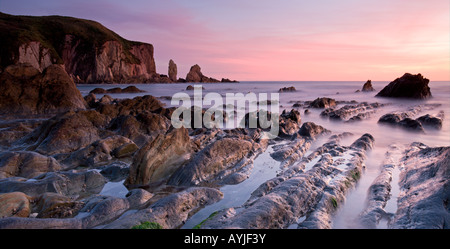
(1, 0, 449, 81)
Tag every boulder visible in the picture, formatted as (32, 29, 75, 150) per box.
(0, 64, 86, 115)
(416, 114, 443, 129)
(298, 122, 329, 138)
(362, 80, 375, 92)
(0, 151, 62, 179)
(125, 127, 192, 187)
(376, 73, 431, 99)
(34, 192, 83, 218)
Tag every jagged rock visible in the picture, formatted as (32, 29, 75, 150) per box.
(279, 109, 301, 137)
(0, 64, 86, 115)
(0, 151, 62, 179)
(362, 80, 375, 92)
(376, 73, 431, 99)
(186, 64, 219, 83)
(168, 59, 177, 82)
(125, 127, 192, 187)
(99, 162, 130, 182)
(84, 93, 97, 108)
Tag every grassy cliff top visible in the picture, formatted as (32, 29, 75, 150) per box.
(0, 12, 147, 68)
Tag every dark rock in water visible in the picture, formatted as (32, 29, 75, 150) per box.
(376, 73, 431, 99)
(309, 97, 336, 108)
(221, 78, 238, 83)
(186, 85, 205, 90)
(0, 64, 86, 115)
(99, 162, 130, 182)
(362, 80, 375, 92)
(278, 86, 296, 92)
(397, 118, 424, 132)
(89, 86, 145, 94)
(416, 114, 443, 129)
(298, 122, 329, 138)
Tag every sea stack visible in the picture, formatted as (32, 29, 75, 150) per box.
(376, 73, 431, 99)
(168, 59, 177, 82)
(362, 80, 375, 92)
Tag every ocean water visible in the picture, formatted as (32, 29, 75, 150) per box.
(78, 81, 450, 228)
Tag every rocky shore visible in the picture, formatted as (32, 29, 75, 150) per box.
(0, 62, 448, 229)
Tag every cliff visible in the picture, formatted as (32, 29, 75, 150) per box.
(0, 12, 158, 83)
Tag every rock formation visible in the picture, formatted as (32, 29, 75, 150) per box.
(186, 64, 220, 83)
(278, 86, 296, 92)
(0, 64, 86, 115)
(376, 73, 432, 99)
(362, 80, 375, 92)
(168, 59, 177, 82)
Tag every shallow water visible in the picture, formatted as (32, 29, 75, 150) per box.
(78, 80, 450, 229)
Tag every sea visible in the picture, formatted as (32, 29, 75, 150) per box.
(77, 81, 450, 229)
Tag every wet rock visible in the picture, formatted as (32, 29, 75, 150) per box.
(362, 80, 375, 92)
(416, 113, 443, 129)
(358, 144, 402, 228)
(125, 127, 192, 187)
(200, 134, 374, 229)
(0, 64, 86, 115)
(0, 192, 32, 218)
(376, 73, 431, 99)
(391, 144, 450, 228)
(278, 86, 296, 92)
(0, 151, 62, 179)
(103, 187, 223, 229)
(168, 137, 255, 186)
(309, 97, 336, 108)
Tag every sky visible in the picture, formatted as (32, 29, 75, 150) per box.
(1, 0, 449, 81)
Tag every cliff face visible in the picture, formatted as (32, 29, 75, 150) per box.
(0, 12, 157, 83)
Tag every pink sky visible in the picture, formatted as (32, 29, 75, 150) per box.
(2, 0, 449, 81)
